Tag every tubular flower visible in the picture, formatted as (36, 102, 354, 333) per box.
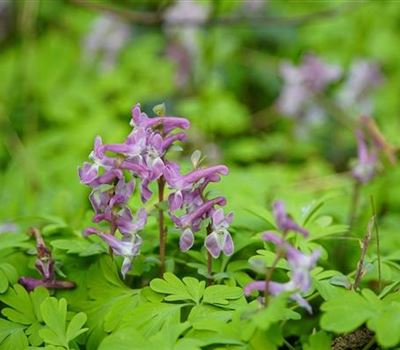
(244, 280, 313, 314)
(244, 232, 319, 313)
(165, 159, 232, 257)
(19, 228, 75, 291)
(204, 209, 234, 258)
(272, 201, 308, 237)
(78, 103, 190, 277)
(84, 208, 147, 278)
(352, 129, 378, 184)
(277, 54, 341, 120)
(244, 201, 319, 313)
(79, 102, 234, 272)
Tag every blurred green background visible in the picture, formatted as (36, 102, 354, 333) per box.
(0, 0, 399, 244)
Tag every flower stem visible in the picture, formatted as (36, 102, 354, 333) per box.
(158, 176, 166, 276)
(370, 196, 382, 292)
(264, 230, 288, 305)
(347, 180, 361, 232)
(206, 224, 213, 285)
(263, 249, 284, 304)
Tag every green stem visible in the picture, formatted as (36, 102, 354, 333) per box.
(370, 196, 382, 292)
(264, 230, 288, 305)
(206, 224, 213, 285)
(348, 180, 361, 232)
(158, 177, 166, 276)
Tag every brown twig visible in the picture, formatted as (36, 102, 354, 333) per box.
(158, 176, 166, 276)
(370, 196, 382, 292)
(352, 217, 374, 290)
(69, 0, 358, 27)
(360, 115, 397, 165)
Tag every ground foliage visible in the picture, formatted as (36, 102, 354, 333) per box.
(1, 1, 400, 349)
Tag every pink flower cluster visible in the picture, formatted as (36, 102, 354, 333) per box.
(79, 103, 233, 277)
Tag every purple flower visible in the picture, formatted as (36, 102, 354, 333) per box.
(165, 164, 229, 211)
(19, 228, 75, 291)
(179, 228, 195, 252)
(85, 208, 146, 278)
(272, 201, 308, 236)
(172, 197, 226, 231)
(337, 59, 382, 115)
(244, 280, 312, 314)
(277, 54, 341, 121)
(352, 130, 377, 184)
(204, 209, 234, 258)
(82, 14, 131, 72)
(19, 277, 75, 292)
(130, 104, 190, 134)
(263, 231, 320, 291)
(163, 0, 209, 26)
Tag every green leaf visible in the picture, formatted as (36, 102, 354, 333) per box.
(150, 273, 205, 304)
(0, 319, 26, 344)
(251, 295, 300, 331)
(51, 239, 106, 257)
(203, 285, 243, 306)
(0, 233, 31, 251)
(320, 290, 374, 332)
(0, 328, 29, 350)
(0, 285, 48, 326)
(303, 331, 332, 350)
(366, 297, 400, 347)
(39, 298, 68, 348)
(66, 312, 88, 343)
(82, 257, 138, 350)
(0, 286, 48, 346)
(39, 297, 88, 349)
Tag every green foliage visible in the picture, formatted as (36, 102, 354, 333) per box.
(321, 289, 400, 347)
(39, 297, 88, 349)
(0, 1, 400, 349)
(0, 285, 87, 349)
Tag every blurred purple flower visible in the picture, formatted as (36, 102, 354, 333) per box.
(337, 59, 382, 115)
(163, 0, 210, 88)
(244, 280, 312, 314)
(164, 0, 209, 26)
(241, 0, 267, 14)
(272, 201, 308, 236)
(243, 201, 319, 313)
(263, 231, 320, 291)
(277, 54, 341, 121)
(352, 129, 378, 183)
(0, 222, 18, 234)
(83, 14, 131, 72)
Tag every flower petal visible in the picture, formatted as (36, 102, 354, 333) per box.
(179, 228, 194, 252)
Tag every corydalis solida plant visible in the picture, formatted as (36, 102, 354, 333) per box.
(244, 201, 319, 313)
(79, 103, 233, 278)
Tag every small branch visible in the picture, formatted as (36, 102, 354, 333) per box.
(206, 224, 213, 286)
(69, 0, 358, 27)
(352, 217, 374, 290)
(370, 196, 382, 292)
(158, 177, 166, 276)
(347, 180, 361, 232)
(264, 230, 288, 304)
